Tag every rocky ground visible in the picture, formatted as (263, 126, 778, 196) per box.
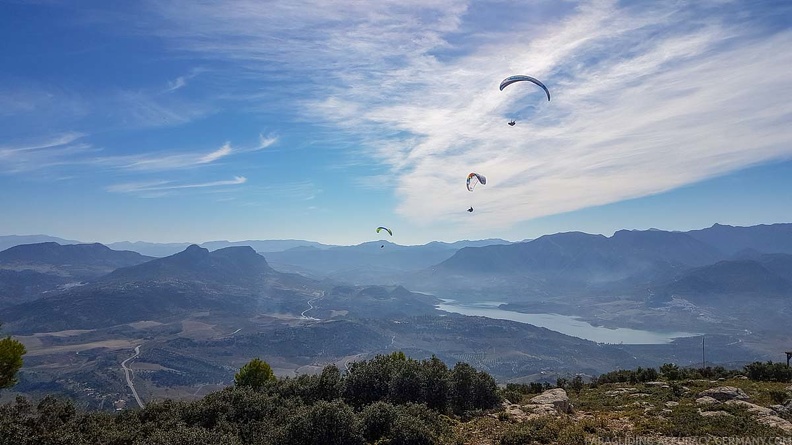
(455, 379, 792, 444)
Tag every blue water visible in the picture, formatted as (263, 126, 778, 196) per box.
(436, 300, 698, 344)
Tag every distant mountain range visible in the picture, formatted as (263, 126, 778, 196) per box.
(1, 224, 790, 405)
(407, 224, 792, 300)
(0, 242, 153, 308)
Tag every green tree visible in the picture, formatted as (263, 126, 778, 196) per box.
(659, 363, 682, 381)
(569, 375, 584, 395)
(234, 358, 275, 389)
(421, 356, 450, 413)
(0, 322, 26, 390)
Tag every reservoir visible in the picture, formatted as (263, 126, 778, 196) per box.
(436, 300, 697, 344)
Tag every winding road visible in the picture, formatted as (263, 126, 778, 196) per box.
(121, 345, 145, 409)
(301, 291, 324, 320)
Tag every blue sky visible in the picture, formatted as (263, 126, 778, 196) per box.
(1, 0, 791, 246)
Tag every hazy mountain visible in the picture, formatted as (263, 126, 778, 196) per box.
(0, 269, 70, 308)
(106, 239, 336, 257)
(0, 245, 296, 332)
(201, 239, 334, 252)
(264, 239, 512, 284)
(0, 235, 82, 252)
(411, 230, 726, 298)
(652, 253, 792, 302)
(105, 241, 193, 257)
(686, 223, 792, 255)
(0, 245, 443, 333)
(0, 242, 153, 279)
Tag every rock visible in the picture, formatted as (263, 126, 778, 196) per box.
(528, 388, 573, 414)
(736, 375, 748, 380)
(725, 400, 775, 416)
(629, 393, 650, 398)
(645, 381, 666, 387)
(756, 415, 792, 433)
(605, 388, 638, 397)
(521, 403, 560, 417)
(697, 386, 750, 402)
(696, 396, 720, 405)
(786, 384, 792, 392)
(771, 400, 792, 415)
(499, 402, 529, 422)
(699, 409, 733, 418)
(665, 401, 679, 408)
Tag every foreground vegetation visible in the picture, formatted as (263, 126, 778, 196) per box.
(1, 355, 791, 444)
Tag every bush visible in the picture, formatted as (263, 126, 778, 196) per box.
(744, 361, 792, 382)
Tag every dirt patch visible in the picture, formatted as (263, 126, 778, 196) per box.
(179, 320, 219, 339)
(24, 339, 138, 356)
(128, 321, 164, 329)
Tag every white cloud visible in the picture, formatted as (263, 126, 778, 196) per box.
(167, 76, 187, 92)
(138, 1, 792, 231)
(198, 142, 232, 163)
(257, 133, 278, 150)
(107, 176, 247, 194)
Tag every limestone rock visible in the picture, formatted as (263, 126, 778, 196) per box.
(756, 415, 792, 432)
(528, 388, 573, 414)
(699, 409, 733, 418)
(697, 386, 749, 402)
(725, 400, 775, 416)
(696, 396, 720, 405)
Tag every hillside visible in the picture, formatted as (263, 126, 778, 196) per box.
(1, 357, 790, 443)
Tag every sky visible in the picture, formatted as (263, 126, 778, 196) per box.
(1, 0, 791, 246)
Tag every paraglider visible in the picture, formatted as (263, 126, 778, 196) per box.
(376, 226, 392, 236)
(467, 207, 474, 213)
(508, 121, 515, 126)
(466, 173, 486, 191)
(499, 75, 550, 101)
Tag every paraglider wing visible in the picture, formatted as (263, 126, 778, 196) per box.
(376, 226, 393, 236)
(499, 75, 550, 101)
(466, 173, 487, 192)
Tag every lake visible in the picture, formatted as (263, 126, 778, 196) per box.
(436, 300, 698, 344)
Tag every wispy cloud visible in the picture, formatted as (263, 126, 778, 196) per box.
(107, 175, 247, 194)
(21, 1, 784, 230)
(0, 133, 99, 174)
(92, 141, 238, 172)
(167, 76, 187, 92)
(198, 142, 232, 163)
(143, 0, 792, 231)
(257, 133, 278, 150)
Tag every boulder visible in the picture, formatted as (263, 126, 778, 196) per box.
(527, 388, 573, 414)
(498, 401, 530, 422)
(699, 409, 733, 418)
(770, 400, 792, 416)
(756, 415, 792, 433)
(605, 388, 638, 397)
(697, 386, 749, 402)
(665, 401, 679, 408)
(521, 403, 561, 417)
(725, 400, 775, 416)
(696, 396, 720, 405)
